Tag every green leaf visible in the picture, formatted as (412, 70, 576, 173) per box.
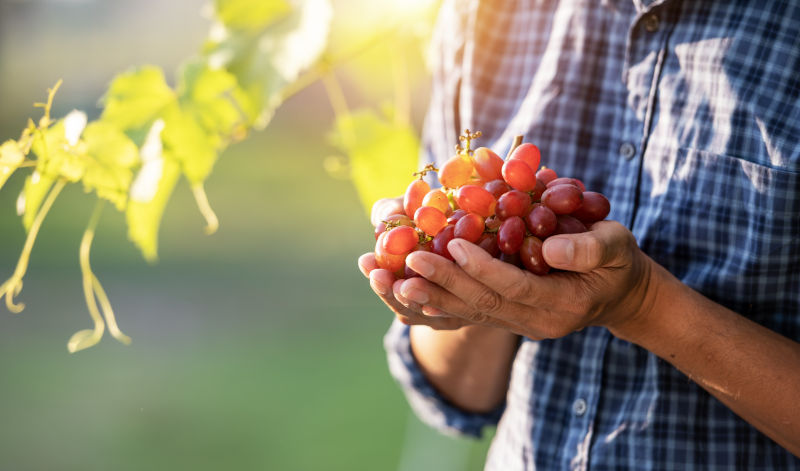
(205, 0, 333, 127)
(177, 60, 255, 139)
(100, 66, 176, 144)
(329, 108, 420, 216)
(126, 155, 180, 263)
(81, 121, 139, 210)
(0, 140, 25, 191)
(161, 104, 218, 184)
(20, 171, 55, 231)
(214, 0, 291, 31)
(31, 121, 86, 183)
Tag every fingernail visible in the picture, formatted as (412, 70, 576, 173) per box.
(401, 288, 429, 305)
(448, 239, 467, 265)
(422, 306, 446, 317)
(545, 237, 574, 265)
(407, 254, 434, 277)
(370, 278, 389, 295)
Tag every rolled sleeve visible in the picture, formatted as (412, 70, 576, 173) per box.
(383, 319, 504, 438)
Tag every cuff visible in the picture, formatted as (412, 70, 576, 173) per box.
(383, 319, 504, 438)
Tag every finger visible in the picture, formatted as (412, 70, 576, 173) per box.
(369, 269, 463, 330)
(542, 220, 635, 272)
(370, 197, 404, 227)
(405, 248, 545, 321)
(399, 276, 523, 330)
(358, 253, 378, 278)
(392, 279, 465, 330)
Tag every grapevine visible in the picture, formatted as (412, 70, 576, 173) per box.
(0, 0, 429, 351)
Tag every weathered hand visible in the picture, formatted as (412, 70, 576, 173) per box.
(358, 252, 470, 330)
(397, 220, 656, 339)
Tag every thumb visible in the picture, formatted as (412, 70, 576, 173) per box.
(542, 220, 634, 272)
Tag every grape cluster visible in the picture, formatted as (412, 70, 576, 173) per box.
(373, 131, 610, 278)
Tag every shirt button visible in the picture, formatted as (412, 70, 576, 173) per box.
(643, 13, 660, 33)
(619, 142, 636, 160)
(572, 398, 587, 416)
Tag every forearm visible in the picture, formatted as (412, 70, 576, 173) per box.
(410, 324, 519, 413)
(611, 261, 800, 457)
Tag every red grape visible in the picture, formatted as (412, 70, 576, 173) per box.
(509, 143, 541, 171)
(432, 225, 456, 261)
(530, 178, 547, 202)
(374, 214, 413, 239)
(477, 233, 500, 257)
(497, 190, 532, 220)
(541, 184, 584, 214)
(438, 155, 474, 188)
(546, 177, 586, 192)
(502, 158, 538, 192)
(447, 209, 468, 224)
(525, 204, 557, 238)
(422, 189, 450, 214)
(484, 215, 502, 231)
(375, 232, 407, 275)
(414, 206, 448, 236)
(473, 147, 504, 181)
(484, 179, 512, 200)
(498, 216, 525, 254)
(536, 167, 558, 185)
(455, 185, 497, 218)
(404, 179, 430, 218)
(555, 215, 587, 234)
(454, 212, 484, 243)
(383, 225, 419, 255)
(520, 236, 550, 275)
(571, 191, 610, 223)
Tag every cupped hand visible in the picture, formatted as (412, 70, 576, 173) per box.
(357, 252, 470, 330)
(395, 220, 656, 340)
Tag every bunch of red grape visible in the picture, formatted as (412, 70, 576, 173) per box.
(373, 130, 610, 278)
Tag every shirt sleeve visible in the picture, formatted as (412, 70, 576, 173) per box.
(383, 319, 505, 438)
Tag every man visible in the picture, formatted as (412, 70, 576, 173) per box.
(358, 1, 800, 469)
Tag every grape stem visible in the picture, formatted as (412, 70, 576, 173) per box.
(413, 163, 438, 180)
(506, 135, 523, 159)
(0, 178, 66, 313)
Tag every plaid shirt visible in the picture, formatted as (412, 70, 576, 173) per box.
(384, 0, 800, 469)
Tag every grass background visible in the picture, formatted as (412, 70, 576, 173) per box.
(0, 0, 493, 469)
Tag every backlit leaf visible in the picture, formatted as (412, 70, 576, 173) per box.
(100, 66, 176, 144)
(214, 0, 291, 31)
(329, 108, 419, 216)
(0, 140, 25, 191)
(82, 121, 139, 210)
(126, 155, 181, 263)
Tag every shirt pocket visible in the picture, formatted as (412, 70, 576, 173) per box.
(641, 147, 800, 334)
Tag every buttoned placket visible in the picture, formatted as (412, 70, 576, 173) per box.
(571, 3, 677, 469)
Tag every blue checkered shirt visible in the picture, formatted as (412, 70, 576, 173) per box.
(384, 0, 800, 469)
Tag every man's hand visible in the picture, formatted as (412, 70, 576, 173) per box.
(394, 220, 656, 339)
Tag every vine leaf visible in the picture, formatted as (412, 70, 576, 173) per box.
(0, 140, 25, 190)
(161, 103, 218, 185)
(178, 60, 257, 141)
(329, 108, 419, 216)
(127, 156, 181, 263)
(20, 172, 55, 231)
(213, 0, 291, 31)
(205, 0, 333, 128)
(82, 121, 139, 211)
(100, 66, 176, 144)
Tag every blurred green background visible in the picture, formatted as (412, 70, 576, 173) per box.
(0, 0, 492, 469)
